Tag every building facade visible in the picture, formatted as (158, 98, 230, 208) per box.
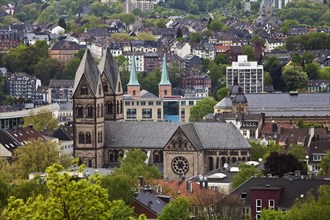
(5, 72, 41, 99)
(226, 55, 264, 93)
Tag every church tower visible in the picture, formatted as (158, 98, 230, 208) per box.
(127, 54, 140, 97)
(159, 53, 172, 98)
(98, 47, 124, 121)
(73, 49, 105, 167)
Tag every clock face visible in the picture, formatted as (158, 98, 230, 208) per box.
(171, 156, 189, 175)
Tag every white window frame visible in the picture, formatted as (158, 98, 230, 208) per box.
(268, 199, 275, 209)
(256, 199, 262, 213)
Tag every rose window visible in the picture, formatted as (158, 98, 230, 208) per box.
(171, 156, 189, 174)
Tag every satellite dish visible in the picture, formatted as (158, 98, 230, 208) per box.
(224, 163, 228, 169)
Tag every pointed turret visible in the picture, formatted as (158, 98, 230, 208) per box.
(127, 54, 140, 97)
(158, 53, 172, 97)
(73, 49, 100, 96)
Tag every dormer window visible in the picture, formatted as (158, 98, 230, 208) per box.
(81, 86, 88, 95)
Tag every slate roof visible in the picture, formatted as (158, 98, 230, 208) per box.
(140, 90, 158, 99)
(104, 121, 250, 150)
(214, 96, 232, 109)
(74, 49, 100, 96)
(0, 127, 44, 152)
(98, 47, 120, 92)
(133, 191, 167, 215)
(245, 93, 330, 117)
(230, 177, 330, 209)
(49, 79, 74, 88)
(50, 40, 81, 50)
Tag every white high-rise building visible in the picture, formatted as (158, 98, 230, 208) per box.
(226, 55, 264, 93)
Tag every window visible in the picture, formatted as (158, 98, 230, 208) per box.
(79, 132, 84, 144)
(133, 90, 136, 96)
(142, 109, 152, 119)
(243, 130, 247, 136)
(101, 103, 103, 117)
(99, 85, 101, 95)
(76, 105, 83, 117)
(107, 102, 113, 114)
(120, 101, 123, 113)
(156, 101, 161, 105)
(80, 86, 88, 95)
(118, 82, 121, 92)
(86, 132, 91, 143)
(125, 101, 130, 106)
(148, 101, 153, 105)
(127, 109, 136, 119)
(98, 131, 103, 143)
(250, 130, 256, 137)
(103, 83, 108, 92)
(87, 105, 93, 118)
(313, 155, 322, 161)
(268, 199, 275, 209)
(256, 199, 262, 213)
(164, 90, 167, 95)
(189, 101, 194, 105)
(157, 108, 161, 119)
(181, 101, 186, 105)
(141, 101, 146, 105)
(116, 101, 119, 114)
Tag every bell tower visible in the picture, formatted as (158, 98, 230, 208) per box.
(73, 49, 105, 167)
(159, 53, 172, 98)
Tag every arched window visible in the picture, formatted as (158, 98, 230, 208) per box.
(107, 102, 113, 114)
(86, 132, 91, 143)
(80, 86, 88, 95)
(101, 103, 104, 117)
(116, 101, 119, 114)
(133, 90, 136, 96)
(79, 132, 84, 144)
(99, 85, 101, 95)
(103, 82, 108, 93)
(109, 151, 114, 162)
(97, 104, 100, 117)
(164, 90, 167, 95)
(120, 100, 123, 113)
(231, 157, 237, 164)
(76, 105, 83, 118)
(118, 150, 124, 159)
(118, 82, 121, 93)
(153, 151, 159, 163)
(87, 105, 93, 118)
(114, 150, 119, 162)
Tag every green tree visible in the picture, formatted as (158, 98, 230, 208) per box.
(242, 45, 255, 61)
(189, 97, 217, 122)
(158, 197, 190, 220)
(281, 65, 309, 91)
(260, 209, 286, 220)
(58, 18, 67, 30)
(100, 173, 134, 205)
(34, 57, 62, 85)
(10, 178, 48, 202)
(286, 185, 330, 220)
(0, 157, 13, 183)
(208, 20, 223, 32)
(2, 164, 135, 220)
(216, 87, 229, 101)
(23, 109, 59, 132)
(232, 164, 263, 189)
(189, 32, 202, 43)
(264, 72, 272, 86)
(12, 139, 69, 179)
(250, 141, 267, 161)
(214, 54, 228, 65)
(319, 66, 330, 80)
(320, 150, 330, 176)
(305, 62, 320, 79)
(291, 53, 302, 66)
(115, 149, 161, 181)
(264, 56, 279, 72)
(288, 145, 306, 160)
(0, 178, 11, 209)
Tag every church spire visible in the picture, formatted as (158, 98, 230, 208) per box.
(128, 53, 140, 86)
(127, 53, 140, 97)
(159, 53, 171, 86)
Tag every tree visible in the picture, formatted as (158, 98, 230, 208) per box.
(23, 109, 59, 132)
(12, 139, 69, 179)
(264, 152, 306, 177)
(115, 149, 161, 182)
(305, 62, 320, 79)
(0, 178, 11, 209)
(0, 157, 13, 183)
(319, 66, 330, 80)
(232, 164, 263, 189)
(288, 145, 306, 160)
(158, 197, 190, 220)
(281, 65, 309, 91)
(58, 18, 67, 30)
(264, 56, 279, 72)
(250, 141, 267, 161)
(242, 45, 255, 61)
(291, 53, 302, 66)
(2, 164, 135, 220)
(216, 87, 229, 101)
(260, 209, 286, 220)
(99, 173, 134, 205)
(286, 185, 330, 220)
(214, 54, 228, 65)
(34, 57, 62, 85)
(320, 150, 330, 176)
(208, 20, 223, 32)
(189, 32, 202, 43)
(189, 97, 217, 122)
(10, 178, 48, 202)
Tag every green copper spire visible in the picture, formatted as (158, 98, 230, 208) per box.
(128, 54, 140, 86)
(159, 53, 171, 86)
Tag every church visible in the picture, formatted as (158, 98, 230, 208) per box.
(73, 48, 251, 179)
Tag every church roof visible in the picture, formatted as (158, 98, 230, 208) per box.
(104, 121, 251, 150)
(74, 49, 100, 95)
(140, 90, 158, 99)
(98, 47, 120, 92)
(159, 54, 171, 86)
(128, 53, 140, 86)
(214, 96, 233, 109)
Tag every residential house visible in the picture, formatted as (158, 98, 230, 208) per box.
(229, 177, 330, 220)
(0, 127, 44, 159)
(49, 79, 74, 103)
(265, 38, 285, 52)
(308, 80, 330, 93)
(49, 40, 83, 64)
(0, 29, 20, 52)
(23, 32, 50, 45)
(181, 72, 211, 92)
(144, 52, 161, 73)
(171, 42, 191, 59)
(191, 43, 216, 60)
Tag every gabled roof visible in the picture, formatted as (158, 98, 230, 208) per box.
(73, 49, 100, 96)
(214, 96, 232, 109)
(140, 90, 158, 99)
(133, 191, 167, 215)
(230, 177, 330, 209)
(98, 47, 120, 92)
